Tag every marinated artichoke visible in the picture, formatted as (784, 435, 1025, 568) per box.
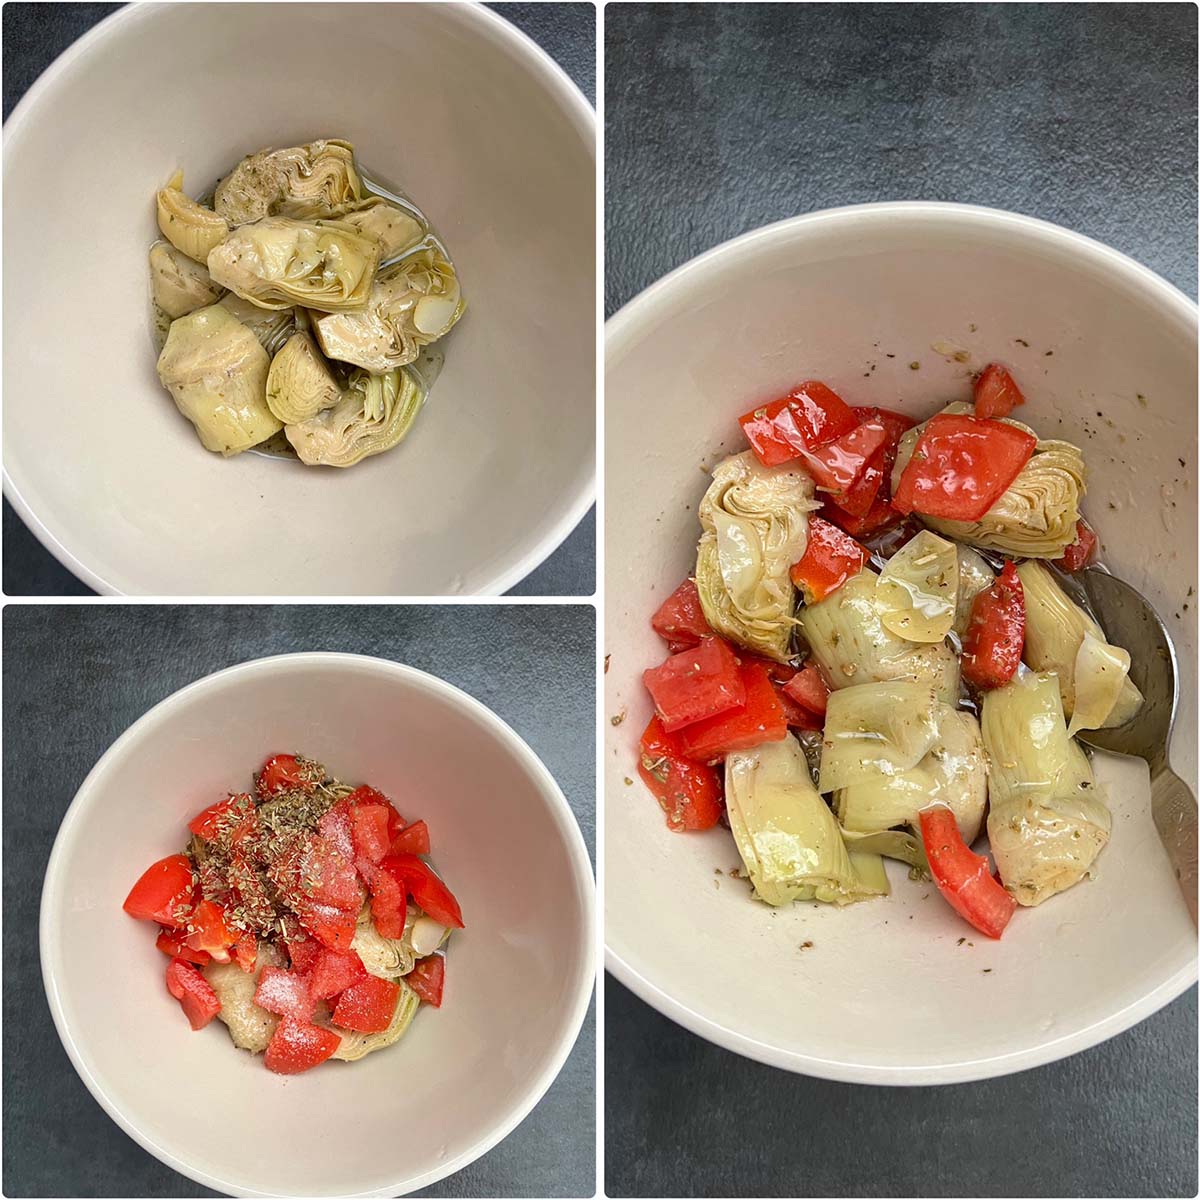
(156, 304, 281, 455)
(266, 332, 341, 424)
(285, 366, 424, 467)
(695, 451, 821, 661)
(340, 196, 425, 260)
(217, 293, 296, 356)
(215, 140, 363, 225)
(953, 545, 994, 636)
(312, 248, 465, 373)
(203, 942, 285, 1053)
(876, 529, 959, 643)
(157, 171, 230, 264)
(149, 241, 225, 319)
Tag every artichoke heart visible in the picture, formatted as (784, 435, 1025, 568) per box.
(207, 217, 381, 314)
(217, 293, 296, 356)
(982, 669, 1111, 906)
(798, 569, 960, 701)
(695, 451, 820, 662)
(266, 332, 341, 424)
(954, 545, 995, 636)
(835, 704, 988, 846)
(156, 304, 281, 455)
(340, 196, 425, 260)
(312, 248, 464, 373)
(726, 736, 888, 906)
(330, 978, 421, 1061)
(876, 529, 958, 643)
(285, 366, 424, 468)
(893, 403, 1086, 557)
(156, 170, 230, 264)
(1017, 561, 1143, 729)
(203, 942, 285, 1053)
(215, 139, 363, 225)
(149, 240, 224, 319)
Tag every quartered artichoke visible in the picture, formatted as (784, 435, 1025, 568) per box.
(695, 451, 821, 661)
(1017, 560, 1143, 733)
(329, 979, 421, 1061)
(204, 942, 285, 1053)
(893, 403, 1087, 557)
(312, 248, 464, 373)
(217, 293, 296, 356)
(983, 669, 1112, 906)
(953, 545, 994, 636)
(726, 736, 889, 906)
(215, 140, 363, 225)
(156, 304, 282, 455)
(266, 332, 341, 424)
(149, 241, 225, 319)
(798, 569, 960, 701)
(340, 196, 425, 261)
(208, 217, 381, 314)
(876, 529, 959, 643)
(156, 171, 230, 264)
(285, 365, 424, 467)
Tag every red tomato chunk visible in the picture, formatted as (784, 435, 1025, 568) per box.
(254, 966, 316, 1021)
(123, 854, 195, 927)
(407, 955, 446, 1007)
(650, 578, 712, 649)
(165, 958, 221, 1030)
(332, 975, 401, 1033)
(264, 1016, 342, 1074)
(677, 662, 788, 762)
(389, 819, 431, 857)
(782, 663, 830, 717)
(919, 807, 1016, 940)
(637, 715, 724, 832)
(642, 637, 746, 733)
(738, 381, 859, 467)
(380, 855, 465, 929)
(973, 363, 1026, 420)
(961, 561, 1025, 690)
(1055, 519, 1097, 572)
(789, 517, 868, 603)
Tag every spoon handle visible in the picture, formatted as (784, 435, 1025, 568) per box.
(1152, 766, 1198, 927)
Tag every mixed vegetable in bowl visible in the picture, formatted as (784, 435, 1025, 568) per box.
(637, 364, 1140, 940)
(123, 754, 463, 1073)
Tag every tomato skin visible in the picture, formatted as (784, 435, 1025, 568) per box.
(124, 854, 195, 927)
(332, 975, 400, 1033)
(892, 414, 1037, 521)
(380, 855, 465, 929)
(919, 807, 1017, 939)
(650, 578, 712, 649)
(789, 517, 868, 603)
(797, 420, 889, 496)
(642, 637, 746, 733)
(739, 381, 859, 467)
(637, 715, 724, 832)
(264, 1016, 341, 1074)
(1055, 519, 1098, 572)
(961, 561, 1026, 690)
(389, 819, 431, 857)
(165, 958, 222, 1030)
(973, 363, 1026, 420)
(407, 955, 446, 1007)
(256, 754, 314, 798)
(676, 663, 789, 762)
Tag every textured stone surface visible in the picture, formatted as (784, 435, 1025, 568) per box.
(1, 1, 595, 597)
(604, 5, 1197, 1196)
(3, 604, 596, 1197)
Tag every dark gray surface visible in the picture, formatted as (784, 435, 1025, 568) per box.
(1, 1, 595, 597)
(2, 604, 596, 1198)
(606, 2, 1198, 314)
(604, 5, 1198, 1197)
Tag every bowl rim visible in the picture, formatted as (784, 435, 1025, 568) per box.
(604, 200, 1199, 1085)
(40, 651, 596, 1196)
(2, 0, 597, 598)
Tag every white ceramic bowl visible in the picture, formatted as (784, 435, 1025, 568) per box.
(605, 202, 1198, 1084)
(4, 2, 594, 595)
(41, 653, 594, 1196)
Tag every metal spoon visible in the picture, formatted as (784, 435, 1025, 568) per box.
(1075, 569, 1197, 925)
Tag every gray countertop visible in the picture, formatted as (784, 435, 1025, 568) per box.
(2, 604, 596, 1197)
(1, 1, 595, 598)
(604, 4, 1197, 1196)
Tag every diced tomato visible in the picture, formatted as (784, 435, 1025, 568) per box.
(1055, 519, 1098, 572)
(637, 715, 724, 832)
(123, 854, 195, 927)
(331, 975, 400, 1033)
(364, 863, 408, 938)
(155, 929, 210, 966)
(299, 901, 358, 951)
(739, 381, 859, 467)
(389, 819, 430, 857)
(642, 637, 746, 733)
(789, 517, 868, 603)
(345, 784, 406, 841)
(379, 855, 465, 929)
(254, 966, 317, 1020)
(317, 801, 355, 861)
(973, 363, 1026, 420)
(350, 804, 392, 868)
(232, 931, 258, 973)
(961, 561, 1025, 690)
(306, 947, 368, 1000)
(783, 663, 830, 716)
(263, 1016, 341, 1074)
(184, 899, 238, 963)
(854, 405, 917, 445)
(892, 414, 1037, 521)
(286, 938, 322, 973)
(256, 754, 315, 798)
(650, 578, 712, 649)
(165, 958, 221, 1030)
(188, 793, 253, 840)
(919, 807, 1017, 939)
(825, 493, 905, 539)
(407, 955, 446, 1008)
(775, 686, 823, 730)
(299, 836, 363, 911)
(797, 420, 889, 497)
(677, 662, 788, 762)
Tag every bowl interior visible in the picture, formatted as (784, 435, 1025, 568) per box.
(43, 656, 593, 1196)
(4, 2, 594, 595)
(604, 205, 1198, 1082)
